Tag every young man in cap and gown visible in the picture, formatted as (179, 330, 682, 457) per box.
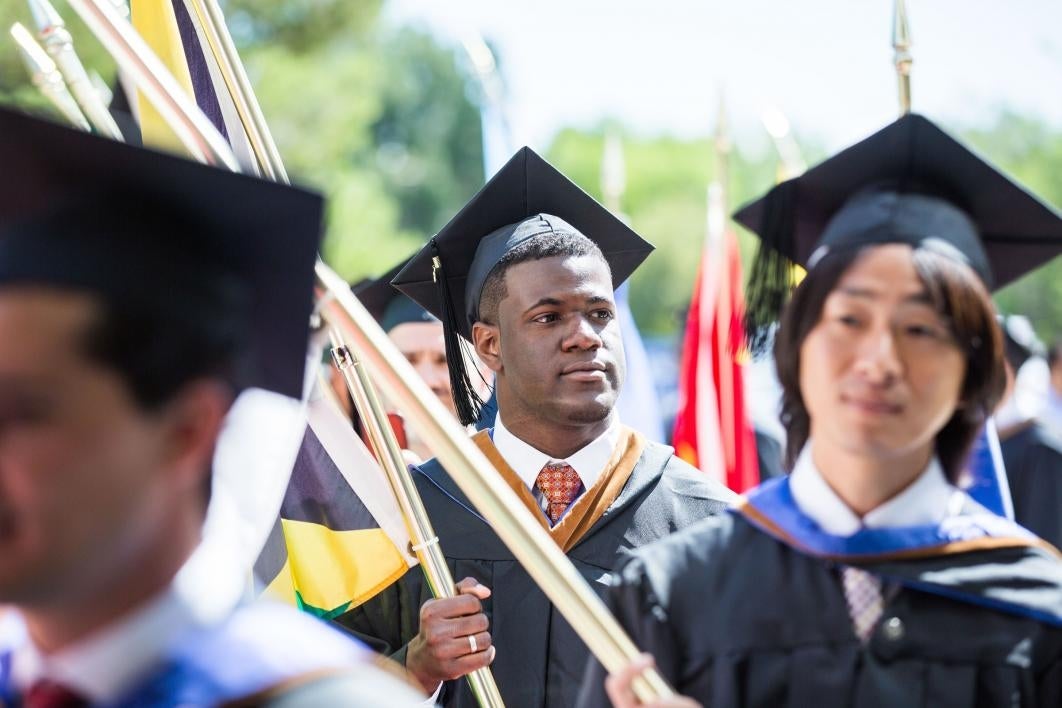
(335, 147, 736, 707)
(0, 108, 424, 707)
(582, 114, 1062, 708)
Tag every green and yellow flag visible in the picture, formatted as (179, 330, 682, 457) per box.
(254, 378, 416, 619)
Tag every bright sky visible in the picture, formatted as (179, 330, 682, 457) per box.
(386, 0, 1062, 156)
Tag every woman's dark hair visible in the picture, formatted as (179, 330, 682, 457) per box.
(773, 244, 1005, 482)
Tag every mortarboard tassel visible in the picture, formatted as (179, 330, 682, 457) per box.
(742, 180, 799, 356)
(431, 239, 484, 426)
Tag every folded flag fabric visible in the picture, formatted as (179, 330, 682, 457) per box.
(255, 376, 416, 619)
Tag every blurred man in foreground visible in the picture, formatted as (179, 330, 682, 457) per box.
(0, 108, 423, 707)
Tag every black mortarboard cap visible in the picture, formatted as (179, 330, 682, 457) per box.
(353, 258, 437, 333)
(0, 107, 323, 399)
(392, 146, 653, 424)
(734, 113, 1062, 353)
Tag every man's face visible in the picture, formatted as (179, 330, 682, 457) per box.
(0, 289, 183, 606)
(388, 321, 455, 417)
(479, 255, 625, 427)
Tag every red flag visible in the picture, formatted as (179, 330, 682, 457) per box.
(673, 215, 760, 492)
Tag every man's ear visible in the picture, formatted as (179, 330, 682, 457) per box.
(158, 380, 233, 495)
(472, 320, 503, 374)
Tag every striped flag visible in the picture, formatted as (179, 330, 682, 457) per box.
(672, 182, 760, 492)
(254, 377, 416, 619)
(130, 0, 258, 172)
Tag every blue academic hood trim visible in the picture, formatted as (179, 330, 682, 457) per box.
(735, 476, 1036, 560)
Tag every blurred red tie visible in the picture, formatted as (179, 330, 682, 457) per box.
(25, 680, 88, 708)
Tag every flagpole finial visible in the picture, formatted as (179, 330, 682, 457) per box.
(761, 105, 806, 181)
(713, 89, 730, 158)
(601, 130, 626, 216)
(11, 22, 91, 132)
(893, 0, 913, 115)
(27, 0, 124, 140)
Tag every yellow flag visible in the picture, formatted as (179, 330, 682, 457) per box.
(130, 0, 194, 152)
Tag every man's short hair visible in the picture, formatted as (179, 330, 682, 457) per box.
(477, 230, 609, 325)
(80, 287, 250, 411)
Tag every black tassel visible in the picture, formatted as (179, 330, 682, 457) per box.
(742, 180, 798, 357)
(432, 240, 483, 426)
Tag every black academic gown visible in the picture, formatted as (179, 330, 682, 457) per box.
(335, 440, 733, 708)
(579, 479, 1062, 708)
(1002, 421, 1062, 550)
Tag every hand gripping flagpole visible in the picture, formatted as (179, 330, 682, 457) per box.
(68, 2, 677, 701)
(326, 326, 506, 708)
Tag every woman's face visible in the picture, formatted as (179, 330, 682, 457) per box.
(799, 244, 967, 465)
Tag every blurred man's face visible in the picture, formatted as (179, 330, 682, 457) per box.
(0, 289, 182, 608)
(389, 321, 455, 416)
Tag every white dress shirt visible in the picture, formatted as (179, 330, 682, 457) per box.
(492, 414, 622, 520)
(789, 443, 965, 535)
(8, 539, 244, 703)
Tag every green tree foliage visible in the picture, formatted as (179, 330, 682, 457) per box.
(964, 113, 1062, 343)
(548, 115, 1062, 340)
(547, 127, 778, 335)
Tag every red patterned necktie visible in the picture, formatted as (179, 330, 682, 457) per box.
(534, 462, 584, 525)
(24, 680, 88, 708)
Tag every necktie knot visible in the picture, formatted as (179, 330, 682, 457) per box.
(535, 462, 583, 524)
(25, 679, 88, 708)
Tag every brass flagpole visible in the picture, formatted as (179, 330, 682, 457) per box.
(182, 0, 281, 181)
(326, 326, 506, 708)
(67, 3, 676, 700)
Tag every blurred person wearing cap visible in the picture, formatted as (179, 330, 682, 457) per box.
(334, 148, 736, 707)
(997, 316, 1062, 550)
(582, 114, 1062, 708)
(330, 262, 489, 463)
(0, 109, 424, 707)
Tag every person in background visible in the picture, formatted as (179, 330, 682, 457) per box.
(0, 108, 424, 707)
(1041, 341, 1062, 437)
(996, 315, 1062, 549)
(332, 260, 489, 462)
(582, 114, 1062, 708)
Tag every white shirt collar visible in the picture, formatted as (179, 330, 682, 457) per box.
(492, 414, 621, 492)
(789, 443, 961, 536)
(9, 538, 244, 703)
